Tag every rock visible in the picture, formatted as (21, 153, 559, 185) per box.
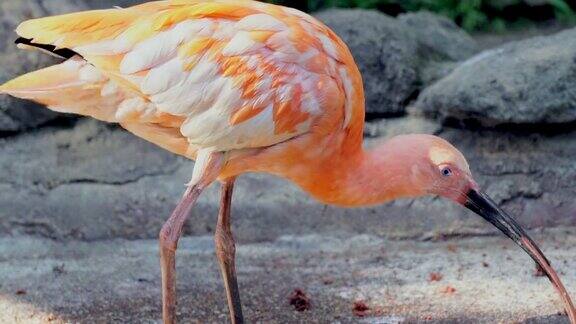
(398, 11, 478, 61)
(472, 23, 568, 51)
(0, 0, 88, 132)
(315, 9, 421, 115)
(417, 61, 459, 91)
(0, 119, 184, 240)
(1, 118, 575, 242)
(414, 27, 576, 125)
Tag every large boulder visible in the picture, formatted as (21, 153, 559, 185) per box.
(414, 27, 576, 125)
(0, 0, 87, 132)
(398, 11, 478, 62)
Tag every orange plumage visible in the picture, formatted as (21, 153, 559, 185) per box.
(2, 0, 363, 183)
(1, 1, 574, 323)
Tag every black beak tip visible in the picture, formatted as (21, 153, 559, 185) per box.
(464, 189, 550, 265)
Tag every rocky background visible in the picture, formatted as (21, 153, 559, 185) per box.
(1, 1, 575, 323)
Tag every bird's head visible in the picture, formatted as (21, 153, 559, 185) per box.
(385, 134, 574, 314)
(377, 134, 475, 202)
(410, 135, 476, 202)
(398, 135, 542, 252)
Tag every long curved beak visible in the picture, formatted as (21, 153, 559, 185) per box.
(464, 189, 576, 323)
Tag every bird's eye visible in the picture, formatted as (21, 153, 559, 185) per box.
(441, 166, 452, 177)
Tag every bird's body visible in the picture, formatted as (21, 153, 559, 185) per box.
(2, 1, 575, 323)
(3, 0, 368, 206)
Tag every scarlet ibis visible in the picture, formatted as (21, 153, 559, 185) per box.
(1, 1, 574, 323)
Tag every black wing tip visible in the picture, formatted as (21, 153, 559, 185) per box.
(15, 37, 33, 45)
(14, 37, 79, 59)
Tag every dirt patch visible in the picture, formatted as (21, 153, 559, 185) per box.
(428, 272, 443, 282)
(353, 301, 370, 317)
(289, 289, 311, 312)
(441, 286, 456, 294)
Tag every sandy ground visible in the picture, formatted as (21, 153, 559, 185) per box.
(0, 228, 574, 323)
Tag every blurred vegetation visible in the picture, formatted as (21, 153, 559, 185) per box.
(269, 0, 576, 32)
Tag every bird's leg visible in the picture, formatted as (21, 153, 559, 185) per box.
(214, 178, 244, 324)
(159, 150, 224, 324)
(159, 185, 201, 324)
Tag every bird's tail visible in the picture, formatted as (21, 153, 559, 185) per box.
(0, 4, 147, 122)
(0, 56, 122, 122)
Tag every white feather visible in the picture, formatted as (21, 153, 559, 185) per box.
(212, 21, 237, 40)
(141, 58, 186, 95)
(101, 81, 119, 97)
(79, 64, 105, 82)
(75, 38, 132, 56)
(120, 21, 212, 75)
(120, 34, 179, 74)
(236, 14, 286, 31)
(115, 97, 157, 121)
(222, 31, 263, 56)
(151, 60, 221, 115)
(339, 67, 354, 128)
(318, 34, 339, 61)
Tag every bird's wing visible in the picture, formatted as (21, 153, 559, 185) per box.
(12, 0, 360, 152)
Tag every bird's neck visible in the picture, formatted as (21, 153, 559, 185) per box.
(294, 142, 425, 207)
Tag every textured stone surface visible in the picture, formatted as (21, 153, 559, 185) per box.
(414, 27, 576, 125)
(398, 11, 478, 61)
(0, 230, 574, 323)
(1, 118, 575, 242)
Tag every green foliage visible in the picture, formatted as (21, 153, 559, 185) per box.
(550, 0, 576, 24)
(268, 0, 576, 32)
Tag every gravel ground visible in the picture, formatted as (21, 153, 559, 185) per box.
(0, 228, 574, 323)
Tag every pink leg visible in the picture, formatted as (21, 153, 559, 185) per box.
(159, 151, 223, 324)
(214, 178, 244, 324)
